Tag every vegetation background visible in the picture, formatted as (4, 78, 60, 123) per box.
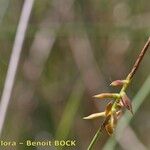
(0, 0, 150, 149)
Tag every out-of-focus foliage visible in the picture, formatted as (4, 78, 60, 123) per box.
(0, 0, 150, 150)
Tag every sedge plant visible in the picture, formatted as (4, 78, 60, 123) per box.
(84, 37, 150, 150)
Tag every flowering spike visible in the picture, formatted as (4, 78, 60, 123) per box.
(86, 38, 150, 149)
(93, 93, 120, 99)
(83, 112, 105, 120)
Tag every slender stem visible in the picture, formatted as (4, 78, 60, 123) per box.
(87, 126, 102, 150)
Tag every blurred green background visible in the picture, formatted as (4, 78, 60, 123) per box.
(0, 0, 150, 150)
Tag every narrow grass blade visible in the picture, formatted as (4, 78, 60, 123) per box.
(55, 80, 84, 146)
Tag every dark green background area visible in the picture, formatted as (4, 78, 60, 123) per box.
(0, 0, 150, 150)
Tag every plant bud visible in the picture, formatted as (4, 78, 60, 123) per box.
(110, 80, 128, 86)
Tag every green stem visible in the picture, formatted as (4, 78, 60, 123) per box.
(87, 126, 102, 150)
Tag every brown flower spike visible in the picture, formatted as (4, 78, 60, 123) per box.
(84, 87, 132, 135)
(85, 37, 150, 150)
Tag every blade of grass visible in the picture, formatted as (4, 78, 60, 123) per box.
(0, 0, 35, 136)
(0, 0, 10, 69)
(103, 74, 150, 150)
(55, 80, 84, 148)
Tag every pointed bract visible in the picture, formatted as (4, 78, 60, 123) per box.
(110, 112, 117, 128)
(105, 123, 114, 135)
(103, 115, 111, 127)
(105, 102, 113, 116)
(121, 93, 133, 114)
